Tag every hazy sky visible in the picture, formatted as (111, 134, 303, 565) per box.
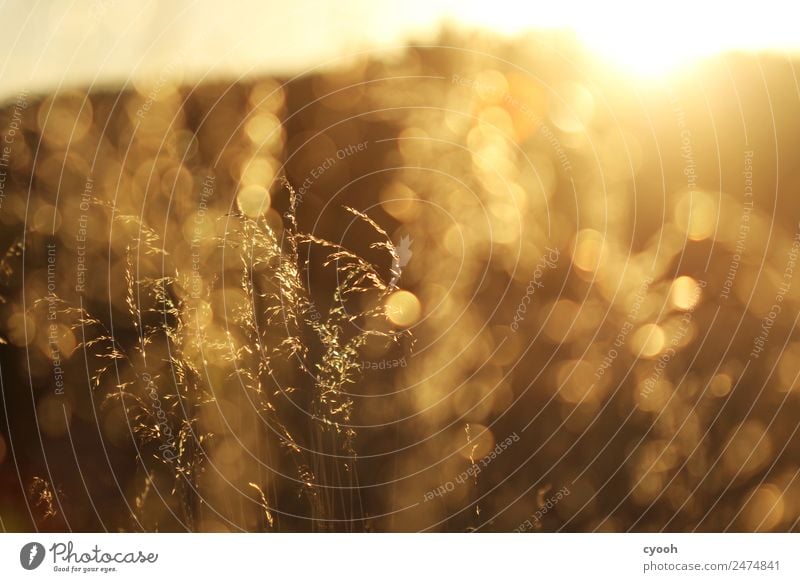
(0, 0, 798, 100)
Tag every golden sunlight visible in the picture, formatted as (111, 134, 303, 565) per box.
(450, 0, 800, 77)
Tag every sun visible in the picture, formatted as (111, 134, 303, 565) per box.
(447, 0, 799, 79)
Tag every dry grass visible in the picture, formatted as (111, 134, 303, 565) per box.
(19, 179, 406, 531)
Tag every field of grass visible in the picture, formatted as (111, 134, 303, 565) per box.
(1, 30, 800, 532)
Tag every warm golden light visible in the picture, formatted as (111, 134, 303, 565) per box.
(631, 323, 665, 358)
(385, 290, 423, 327)
(237, 184, 272, 218)
(3, 0, 799, 537)
(449, 0, 800, 78)
(671, 276, 702, 311)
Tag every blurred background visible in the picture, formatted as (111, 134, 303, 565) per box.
(2, 1, 800, 532)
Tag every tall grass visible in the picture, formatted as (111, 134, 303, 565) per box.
(25, 179, 406, 531)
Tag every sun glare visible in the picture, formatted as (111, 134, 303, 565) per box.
(449, 0, 800, 78)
